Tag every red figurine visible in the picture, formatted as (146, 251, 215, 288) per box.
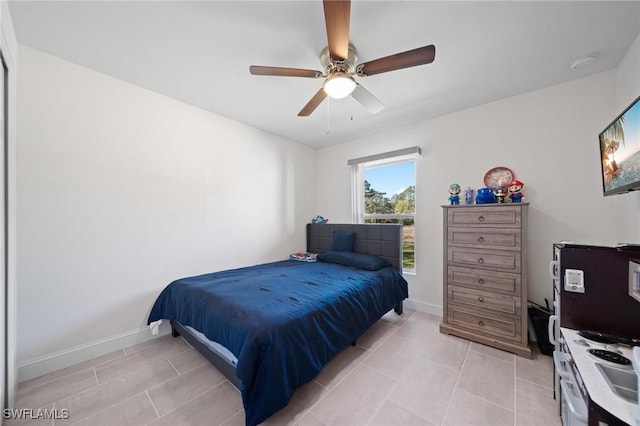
(508, 180, 525, 203)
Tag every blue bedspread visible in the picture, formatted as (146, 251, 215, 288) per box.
(147, 259, 408, 425)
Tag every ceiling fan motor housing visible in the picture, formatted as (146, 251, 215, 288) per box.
(320, 43, 358, 74)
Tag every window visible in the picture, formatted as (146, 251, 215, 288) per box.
(349, 148, 419, 273)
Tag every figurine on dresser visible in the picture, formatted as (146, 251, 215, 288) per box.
(508, 180, 525, 203)
(448, 183, 461, 205)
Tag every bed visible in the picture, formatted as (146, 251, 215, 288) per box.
(147, 223, 409, 425)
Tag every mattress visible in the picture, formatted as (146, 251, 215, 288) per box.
(184, 325, 238, 366)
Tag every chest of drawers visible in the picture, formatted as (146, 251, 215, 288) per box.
(440, 203, 531, 358)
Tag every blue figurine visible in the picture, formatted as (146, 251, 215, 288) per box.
(448, 183, 461, 205)
(476, 187, 496, 204)
(312, 215, 328, 224)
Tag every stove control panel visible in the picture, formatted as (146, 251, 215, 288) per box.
(565, 268, 585, 293)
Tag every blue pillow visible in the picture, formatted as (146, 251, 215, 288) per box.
(331, 230, 355, 252)
(317, 250, 391, 271)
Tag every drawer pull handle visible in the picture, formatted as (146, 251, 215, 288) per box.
(478, 216, 485, 222)
(478, 320, 485, 327)
(477, 258, 485, 264)
(478, 278, 485, 284)
(478, 296, 485, 302)
(477, 236, 484, 242)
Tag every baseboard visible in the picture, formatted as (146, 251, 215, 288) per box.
(17, 322, 171, 383)
(405, 299, 442, 318)
(17, 301, 441, 383)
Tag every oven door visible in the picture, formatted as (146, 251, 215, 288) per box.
(549, 245, 561, 347)
(554, 349, 588, 426)
(560, 379, 588, 426)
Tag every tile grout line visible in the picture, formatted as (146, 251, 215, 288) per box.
(145, 390, 161, 420)
(363, 372, 399, 426)
(92, 366, 98, 386)
(70, 346, 202, 424)
(180, 336, 194, 349)
(459, 349, 519, 418)
(72, 391, 151, 426)
(17, 350, 129, 395)
(513, 357, 517, 426)
(300, 347, 373, 421)
(44, 354, 178, 424)
(166, 357, 181, 376)
(300, 318, 412, 423)
(440, 341, 471, 425)
(145, 379, 234, 424)
(295, 322, 401, 422)
(517, 374, 554, 391)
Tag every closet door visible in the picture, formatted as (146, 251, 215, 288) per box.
(0, 49, 6, 411)
(0, 50, 9, 408)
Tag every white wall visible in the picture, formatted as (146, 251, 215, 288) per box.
(612, 33, 640, 242)
(317, 69, 626, 314)
(16, 46, 316, 377)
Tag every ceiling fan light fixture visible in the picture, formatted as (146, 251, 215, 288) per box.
(323, 72, 356, 99)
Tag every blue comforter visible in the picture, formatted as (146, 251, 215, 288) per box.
(148, 259, 408, 425)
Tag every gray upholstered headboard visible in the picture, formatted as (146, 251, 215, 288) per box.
(306, 223, 404, 272)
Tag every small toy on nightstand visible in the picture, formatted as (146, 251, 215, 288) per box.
(508, 180, 525, 203)
(311, 215, 328, 224)
(448, 183, 461, 205)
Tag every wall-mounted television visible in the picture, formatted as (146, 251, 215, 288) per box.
(599, 95, 640, 196)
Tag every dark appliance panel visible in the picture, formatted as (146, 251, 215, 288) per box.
(559, 244, 640, 339)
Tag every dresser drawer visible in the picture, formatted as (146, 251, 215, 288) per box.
(448, 227, 521, 250)
(448, 285, 520, 315)
(447, 305, 521, 342)
(448, 247, 521, 272)
(447, 206, 521, 227)
(448, 266, 520, 294)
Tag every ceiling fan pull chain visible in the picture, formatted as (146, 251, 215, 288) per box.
(326, 98, 331, 135)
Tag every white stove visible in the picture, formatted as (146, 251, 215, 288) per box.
(559, 328, 638, 425)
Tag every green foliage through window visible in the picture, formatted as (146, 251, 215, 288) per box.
(364, 180, 415, 270)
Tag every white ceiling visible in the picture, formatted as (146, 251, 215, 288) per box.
(8, 1, 640, 149)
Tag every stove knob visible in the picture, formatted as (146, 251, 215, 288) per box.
(573, 337, 589, 346)
(604, 345, 622, 354)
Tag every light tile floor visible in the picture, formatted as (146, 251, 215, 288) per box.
(7, 310, 561, 426)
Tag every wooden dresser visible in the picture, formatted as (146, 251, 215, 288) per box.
(440, 203, 531, 358)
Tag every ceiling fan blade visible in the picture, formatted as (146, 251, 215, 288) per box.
(298, 88, 328, 117)
(250, 66, 323, 78)
(323, 0, 351, 61)
(352, 84, 385, 114)
(357, 45, 436, 77)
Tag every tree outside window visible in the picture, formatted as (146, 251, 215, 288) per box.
(361, 161, 415, 272)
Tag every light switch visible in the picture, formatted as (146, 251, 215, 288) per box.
(564, 269, 585, 293)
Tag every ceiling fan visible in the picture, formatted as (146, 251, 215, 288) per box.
(249, 0, 436, 117)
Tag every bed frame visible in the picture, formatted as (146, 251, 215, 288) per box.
(170, 223, 405, 390)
